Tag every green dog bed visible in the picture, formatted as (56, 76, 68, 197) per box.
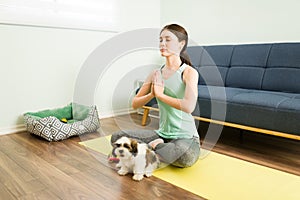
(23, 103, 100, 141)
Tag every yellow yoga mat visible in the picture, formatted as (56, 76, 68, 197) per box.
(79, 136, 300, 200)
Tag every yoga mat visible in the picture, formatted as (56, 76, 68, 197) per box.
(79, 136, 300, 200)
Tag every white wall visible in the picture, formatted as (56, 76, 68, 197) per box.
(94, 0, 162, 118)
(161, 0, 300, 45)
(3, 0, 300, 134)
(95, 50, 163, 118)
(0, 25, 113, 131)
(0, 0, 161, 134)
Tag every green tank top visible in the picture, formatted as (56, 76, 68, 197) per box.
(155, 63, 199, 139)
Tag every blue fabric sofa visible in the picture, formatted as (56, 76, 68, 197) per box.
(187, 42, 300, 139)
(142, 43, 300, 140)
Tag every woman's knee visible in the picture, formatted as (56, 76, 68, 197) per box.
(110, 129, 158, 144)
(172, 139, 201, 168)
(173, 150, 200, 168)
(110, 130, 126, 144)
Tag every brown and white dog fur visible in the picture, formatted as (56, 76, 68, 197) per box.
(113, 136, 160, 181)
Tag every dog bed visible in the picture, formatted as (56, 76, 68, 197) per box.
(23, 103, 100, 141)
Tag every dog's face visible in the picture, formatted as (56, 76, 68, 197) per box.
(113, 136, 138, 159)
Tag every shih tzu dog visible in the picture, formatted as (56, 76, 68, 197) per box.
(112, 136, 160, 181)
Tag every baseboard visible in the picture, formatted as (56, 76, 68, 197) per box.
(0, 124, 26, 136)
(99, 108, 137, 119)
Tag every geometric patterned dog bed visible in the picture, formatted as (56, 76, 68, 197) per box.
(23, 103, 100, 141)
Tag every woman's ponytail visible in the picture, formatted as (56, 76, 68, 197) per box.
(180, 50, 193, 67)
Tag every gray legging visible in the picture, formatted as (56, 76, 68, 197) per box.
(111, 129, 201, 168)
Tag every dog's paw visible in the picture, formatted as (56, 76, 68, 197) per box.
(118, 169, 128, 176)
(145, 172, 152, 177)
(132, 174, 144, 181)
(116, 163, 122, 168)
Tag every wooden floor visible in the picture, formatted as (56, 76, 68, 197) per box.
(0, 113, 299, 200)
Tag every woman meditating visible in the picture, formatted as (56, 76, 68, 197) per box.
(111, 24, 200, 168)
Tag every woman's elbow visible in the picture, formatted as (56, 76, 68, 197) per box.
(132, 97, 142, 110)
(132, 100, 138, 110)
(132, 104, 139, 110)
(183, 107, 194, 114)
(182, 101, 196, 114)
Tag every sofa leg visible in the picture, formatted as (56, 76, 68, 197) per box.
(141, 108, 150, 126)
(239, 130, 244, 144)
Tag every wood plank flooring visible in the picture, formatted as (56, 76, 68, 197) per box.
(0, 114, 205, 200)
(0, 113, 299, 199)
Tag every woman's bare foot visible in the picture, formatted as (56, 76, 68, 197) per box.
(148, 138, 164, 149)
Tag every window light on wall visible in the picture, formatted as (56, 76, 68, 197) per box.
(0, 0, 118, 32)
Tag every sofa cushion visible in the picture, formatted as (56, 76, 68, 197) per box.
(226, 44, 271, 89)
(197, 66, 227, 87)
(199, 85, 297, 109)
(230, 44, 271, 67)
(262, 43, 300, 93)
(262, 68, 300, 93)
(229, 90, 296, 108)
(226, 67, 265, 89)
(187, 46, 203, 68)
(201, 46, 234, 66)
(267, 43, 300, 68)
(278, 95, 300, 111)
(195, 45, 234, 86)
(198, 85, 250, 101)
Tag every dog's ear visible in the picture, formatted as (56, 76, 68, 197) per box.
(130, 139, 138, 155)
(111, 142, 119, 157)
(146, 149, 159, 165)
